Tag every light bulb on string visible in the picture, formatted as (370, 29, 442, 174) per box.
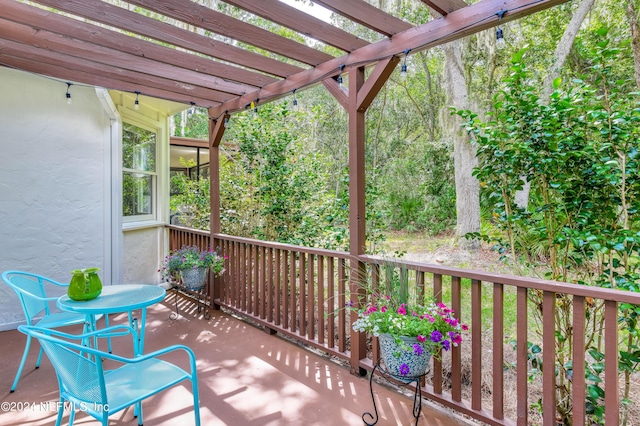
(496, 27, 506, 49)
(337, 64, 345, 89)
(292, 89, 298, 109)
(134, 91, 140, 110)
(400, 49, 410, 78)
(495, 10, 507, 50)
(65, 82, 72, 104)
(190, 102, 196, 114)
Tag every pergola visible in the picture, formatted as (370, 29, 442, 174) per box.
(0, 0, 571, 274)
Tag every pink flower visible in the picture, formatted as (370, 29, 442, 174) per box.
(417, 335, 426, 342)
(397, 304, 407, 315)
(380, 306, 388, 313)
(451, 333, 463, 345)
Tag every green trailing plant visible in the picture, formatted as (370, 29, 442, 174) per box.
(159, 245, 225, 282)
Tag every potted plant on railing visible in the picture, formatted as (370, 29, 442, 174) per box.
(351, 268, 467, 382)
(159, 245, 225, 291)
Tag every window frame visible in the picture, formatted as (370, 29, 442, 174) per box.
(121, 120, 160, 224)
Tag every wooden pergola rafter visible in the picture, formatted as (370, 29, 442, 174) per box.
(0, 0, 569, 114)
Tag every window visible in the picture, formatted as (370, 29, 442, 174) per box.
(122, 122, 157, 220)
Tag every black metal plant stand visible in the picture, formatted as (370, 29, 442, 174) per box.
(363, 360, 429, 426)
(169, 281, 211, 321)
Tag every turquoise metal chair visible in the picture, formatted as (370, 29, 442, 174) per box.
(18, 324, 201, 426)
(1, 270, 108, 392)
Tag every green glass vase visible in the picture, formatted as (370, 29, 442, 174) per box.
(67, 268, 102, 301)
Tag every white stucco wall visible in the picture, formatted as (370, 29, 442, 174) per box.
(0, 67, 114, 330)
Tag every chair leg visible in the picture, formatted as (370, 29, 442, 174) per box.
(55, 398, 65, 426)
(10, 335, 33, 392)
(68, 403, 76, 426)
(35, 346, 45, 368)
(193, 383, 201, 426)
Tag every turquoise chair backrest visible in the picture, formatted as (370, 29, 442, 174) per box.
(2, 272, 52, 324)
(20, 326, 107, 406)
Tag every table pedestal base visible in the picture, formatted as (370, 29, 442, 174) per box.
(363, 361, 428, 426)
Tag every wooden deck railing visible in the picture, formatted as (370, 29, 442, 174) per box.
(168, 225, 640, 426)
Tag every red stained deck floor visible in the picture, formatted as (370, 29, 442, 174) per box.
(0, 291, 470, 426)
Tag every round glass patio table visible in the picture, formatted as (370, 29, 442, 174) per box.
(57, 284, 166, 353)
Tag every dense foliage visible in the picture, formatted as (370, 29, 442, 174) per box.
(456, 29, 640, 424)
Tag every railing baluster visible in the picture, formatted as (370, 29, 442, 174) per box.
(267, 247, 273, 322)
(283, 249, 289, 329)
(299, 252, 306, 335)
(240, 242, 246, 311)
(572, 295, 586, 426)
(260, 246, 266, 319)
(604, 300, 619, 424)
(542, 290, 557, 426)
(318, 255, 325, 345)
(471, 279, 482, 411)
(275, 249, 281, 326)
(516, 286, 528, 426)
(492, 282, 504, 419)
(433, 273, 443, 395)
(308, 253, 315, 340)
(338, 258, 346, 352)
(371, 263, 380, 363)
(451, 276, 462, 402)
(327, 256, 335, 349)
(290, 250, 296, 333)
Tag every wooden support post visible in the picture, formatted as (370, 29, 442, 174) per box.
(324, 57, 400, 376)
(208, 111, 228, 309)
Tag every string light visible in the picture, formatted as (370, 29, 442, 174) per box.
(65, 82, 72, 104)
(400, 49, 410, 77)
(134, 91, 140, 110)
(337, 64, 345, 89)
(190, 101, 196, 114)
(292, 89, 298, 108)
(496, 10, 507, 50)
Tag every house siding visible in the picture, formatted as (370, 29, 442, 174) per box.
(0, 67, 113, 330)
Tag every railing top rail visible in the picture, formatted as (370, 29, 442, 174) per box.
(360, 254, 640, 305)
(168, 226, 351, 258)
(168, 225, 210, 237)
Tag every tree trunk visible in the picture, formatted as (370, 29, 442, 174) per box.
(625, 0, 640, 89)
(517, 0, 595, 209)
(443, 40, 480, 249)
(541, 0, 596, 102)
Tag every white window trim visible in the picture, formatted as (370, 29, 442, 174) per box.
(118, 110, 167, 226)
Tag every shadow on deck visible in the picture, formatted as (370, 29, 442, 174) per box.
(0, 292, 471, 425)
